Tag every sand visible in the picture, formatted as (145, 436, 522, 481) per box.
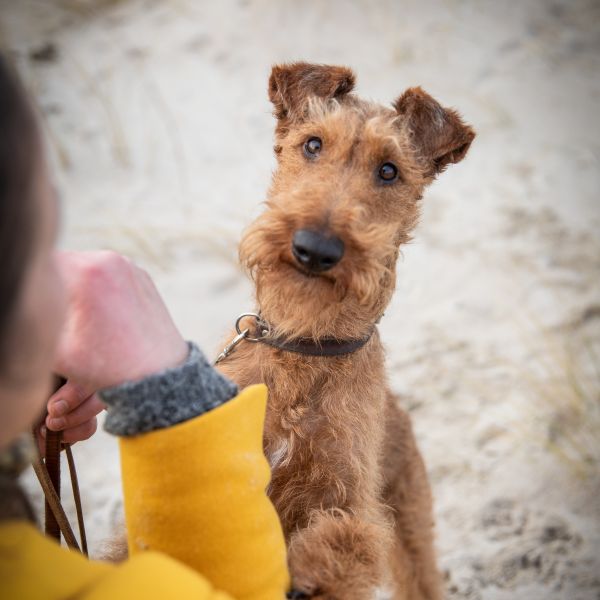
(2, 0, 599, 598)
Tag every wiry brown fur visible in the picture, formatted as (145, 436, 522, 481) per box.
(218, 62, 474, 599)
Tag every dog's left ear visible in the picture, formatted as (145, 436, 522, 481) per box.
(394, 87, 475, 176)
(269, 62, 355, 123)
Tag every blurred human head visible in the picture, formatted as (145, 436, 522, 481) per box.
(0, 54, 66, 449)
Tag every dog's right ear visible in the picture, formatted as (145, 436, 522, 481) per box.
(268, 62, 355, 124)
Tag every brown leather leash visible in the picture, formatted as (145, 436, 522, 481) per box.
(31, 378, 88, 556)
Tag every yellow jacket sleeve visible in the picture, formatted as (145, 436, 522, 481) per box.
(0, 384, 289, 600)
(0, 522, 232, 599)
(119, 383, 289, 599)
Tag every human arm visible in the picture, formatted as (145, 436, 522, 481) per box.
(46, 250, 289, 598)
(2, 383, 288, 600)
(112, 382, 288, 600)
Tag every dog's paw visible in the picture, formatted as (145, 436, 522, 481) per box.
(288, 510, 389, 600)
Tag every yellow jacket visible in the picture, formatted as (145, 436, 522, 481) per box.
(0, 384, 289, 599)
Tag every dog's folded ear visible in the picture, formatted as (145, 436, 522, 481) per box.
(394, 87, 475, 176)
(269, 62, 355, 123)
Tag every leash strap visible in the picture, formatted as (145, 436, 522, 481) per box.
(65, 443, 88, 555)
(31, 376, 88, 556)
(43, 429, 62, 541)
(31, 444, 81, 552)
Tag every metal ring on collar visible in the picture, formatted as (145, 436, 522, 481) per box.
(235, 312, 271, 342)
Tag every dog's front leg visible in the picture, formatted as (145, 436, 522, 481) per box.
(286, 508, 392, 600)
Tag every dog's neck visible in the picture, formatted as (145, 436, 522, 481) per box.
(255, 312, 382, 358)
(259, 327, 376, 358)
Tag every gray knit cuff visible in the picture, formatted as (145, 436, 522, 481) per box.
(100, 342, 238, 436)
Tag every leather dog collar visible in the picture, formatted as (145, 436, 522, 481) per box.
(214, 312, 376, 364)
(258, 328, 375, 357)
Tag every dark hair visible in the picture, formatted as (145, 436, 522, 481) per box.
(0, 54, 39, 367)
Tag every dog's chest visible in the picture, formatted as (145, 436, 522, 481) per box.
(263, 392, 326, 473)
(261, 358, 384, 474)
(266, 437, 290, 470)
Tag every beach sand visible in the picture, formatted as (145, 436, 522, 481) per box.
(2, 0, 599, 597)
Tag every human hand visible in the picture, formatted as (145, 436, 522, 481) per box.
(54, 250, 188, 392)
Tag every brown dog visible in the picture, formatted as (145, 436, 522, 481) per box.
(217, 62, 474, 600)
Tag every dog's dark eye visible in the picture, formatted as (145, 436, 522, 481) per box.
(378, 162, 398, 183)
(304, 137, 322, 158)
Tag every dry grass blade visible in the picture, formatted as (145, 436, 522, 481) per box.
(518, 326, 600, 479)
(69, 55, 130, 167)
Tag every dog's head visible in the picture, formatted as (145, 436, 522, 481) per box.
(240, 62, 474, 340)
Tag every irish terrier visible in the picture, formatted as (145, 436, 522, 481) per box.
(217, 62, 474, 599)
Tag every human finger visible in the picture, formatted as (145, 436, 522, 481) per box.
(47, 380, 94, 420)
(46, 393, 105, 432)
(60, 417, 98, 444)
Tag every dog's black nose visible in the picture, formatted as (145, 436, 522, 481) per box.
(292, 229, 344, 273)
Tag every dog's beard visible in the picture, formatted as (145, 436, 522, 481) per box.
(239, 205, 400, 340)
